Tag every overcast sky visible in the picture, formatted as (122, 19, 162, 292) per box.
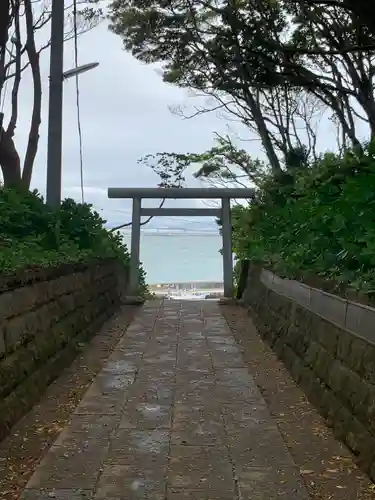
(2, 12, 366, 233)
(4, 20, 240, 232)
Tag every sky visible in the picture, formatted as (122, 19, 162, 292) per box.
(2, 16, 245, 233)
(1, 6, 364, 233)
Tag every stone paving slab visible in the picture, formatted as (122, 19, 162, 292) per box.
(20, 300, 310, 500)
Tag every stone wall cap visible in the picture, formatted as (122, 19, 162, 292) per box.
(260, 268, 375, 343)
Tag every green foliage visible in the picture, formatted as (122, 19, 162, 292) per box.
(284, 145, 310, 171)
(108, 0, 375, 135)
(139, 152, 189, 188)
(231, 143, 375, 295)
(109, 0, 287, 91)
(0, 188, 148, 295)
(139, 135, 270, 189)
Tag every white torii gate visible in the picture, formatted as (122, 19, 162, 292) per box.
(107, 187, 255, 298)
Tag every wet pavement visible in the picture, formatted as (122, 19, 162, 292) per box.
(20, 300, 310, 500)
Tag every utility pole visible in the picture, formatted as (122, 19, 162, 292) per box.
(46, 0, 65, 208)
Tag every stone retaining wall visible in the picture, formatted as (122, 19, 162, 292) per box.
(0, 259, 128, 441)
(243, 264, 375, 479)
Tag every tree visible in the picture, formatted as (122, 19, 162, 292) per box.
(300, 0, 375, 41)
(108, 0, 331, 192)
(287, 2, 375, 143)
(139, 135, 270, 190)
(0, 0, 103, 189)
(139, 131, 313, 195)
(109, 0, 375, 154)
(0, 0, 24, 187)
(0, 0, 11, 99)
(170, 82, 322, 168)
(109, 0, 290, 175)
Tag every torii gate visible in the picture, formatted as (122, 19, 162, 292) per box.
(107, 187, 255, 298)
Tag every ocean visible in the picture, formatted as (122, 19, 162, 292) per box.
(121, 231, 223, 284)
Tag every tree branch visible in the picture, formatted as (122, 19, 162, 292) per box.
(110, 198, 166, 232)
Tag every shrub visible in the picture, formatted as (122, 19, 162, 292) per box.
(232, 143, 375, 295)
(0, 188, 147, 295)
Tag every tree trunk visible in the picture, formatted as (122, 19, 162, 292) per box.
(0, 128, 21, 187)
(22, 0, 41, 189)
(236, 259, 250, 299)
(223, 13, 283, 176)
(0, 0, 10, 98)
(244, 90, 283, 175)
(0, 0, 21, 188)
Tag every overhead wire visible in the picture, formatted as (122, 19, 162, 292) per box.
(70, 2, 169, 225)
(72, 0, 84, 203)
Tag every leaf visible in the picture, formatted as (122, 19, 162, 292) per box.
(0, 189, 149, 296)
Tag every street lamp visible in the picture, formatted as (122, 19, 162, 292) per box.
(45, 0, 99, 208)
(63, 62, 99, 80)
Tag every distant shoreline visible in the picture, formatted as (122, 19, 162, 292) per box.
(149, 281, 223, 290)
(119, 230, 220, 236)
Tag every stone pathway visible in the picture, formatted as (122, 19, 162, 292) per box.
(20, 300, 310, 500)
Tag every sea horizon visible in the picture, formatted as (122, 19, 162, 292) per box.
(120, 228, 219, 236)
